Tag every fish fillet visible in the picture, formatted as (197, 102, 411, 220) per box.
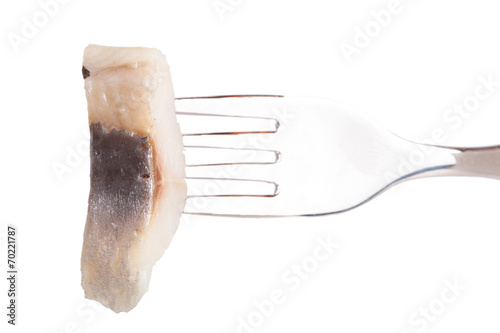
(81, 44, 186, 313)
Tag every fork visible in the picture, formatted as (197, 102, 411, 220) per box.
(175, 95, 500, 217)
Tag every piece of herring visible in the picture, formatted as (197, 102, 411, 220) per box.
(81, 44, 186, 313)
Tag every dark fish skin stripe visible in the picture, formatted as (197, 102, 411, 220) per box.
(82, 66, 90, 79)
(87, 122, 153, 236)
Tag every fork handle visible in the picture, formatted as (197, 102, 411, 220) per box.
(450, 145, 500, 179)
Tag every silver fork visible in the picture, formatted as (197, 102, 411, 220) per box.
(176, 95, 500, 217)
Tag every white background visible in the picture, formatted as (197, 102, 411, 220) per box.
(2, 0, 500, 332)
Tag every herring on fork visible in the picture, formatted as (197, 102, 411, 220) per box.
(177, 95, 500, 217)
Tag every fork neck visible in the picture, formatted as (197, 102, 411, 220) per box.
(449, 145, 500, 179)
(410, 145, 500, 180)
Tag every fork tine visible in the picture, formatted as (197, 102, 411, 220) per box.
(175, 95, 289, 119)
(185, 162, 280, 186)
(186, 177, 279, 198)
(182, 133, 279, 151)
(176, 94, 284, 100)
(183, 195, 287, 217)
(184, 146, 280, 167)
(177, 112, 279, 136)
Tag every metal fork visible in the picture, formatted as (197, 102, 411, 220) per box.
(176, 95, 500, 217)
